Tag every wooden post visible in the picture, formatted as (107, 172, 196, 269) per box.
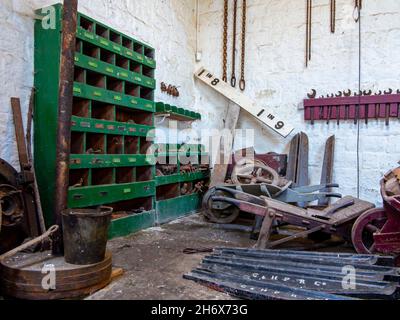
(53, 0, 78, 255)
(209, 102, 241, 187)
(11, 97, 40, 238)
(255, 210, 275, 249)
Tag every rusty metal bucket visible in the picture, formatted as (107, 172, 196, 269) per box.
(62, 207, 113, 265)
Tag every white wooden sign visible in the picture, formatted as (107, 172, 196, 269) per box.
(195, 67, 295, 138)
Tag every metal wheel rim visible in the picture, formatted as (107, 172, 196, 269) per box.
(231, 161, 280, 186)
(202, 188, 240, 224)
(352, 208, 387, 254)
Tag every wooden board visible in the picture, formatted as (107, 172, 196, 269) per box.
(210, 102, 241, 187)
(297, 133, 309, 188)
(286, 132, 309, 189)
(318, 135, 335, 206)
(195, 67, 294, 138)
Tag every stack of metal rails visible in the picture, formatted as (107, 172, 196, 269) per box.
(155, 143, 210, 224)
(34, 4, 157, 239)
(185, 248, 400, 300)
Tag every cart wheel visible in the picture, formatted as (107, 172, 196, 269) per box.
(351, 208, 388, 254)
(202, 187, 240, 224)
(231, 160, 280, 186)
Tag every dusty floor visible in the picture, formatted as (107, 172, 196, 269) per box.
(88, 214, 254, 300)
(88, 213, 350, 300)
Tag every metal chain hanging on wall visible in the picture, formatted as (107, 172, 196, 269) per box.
(231, 0, 238, 87)
(239, 0, 247, 91)
(222, 0, 229, 82)
(222, 0, 247, 91)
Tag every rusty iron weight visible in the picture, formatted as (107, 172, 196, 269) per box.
(53, 0, 78, 255)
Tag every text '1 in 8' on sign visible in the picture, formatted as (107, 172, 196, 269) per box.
(195, 67, 295, 138)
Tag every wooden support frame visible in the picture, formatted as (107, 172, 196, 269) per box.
(53, 0, 79, 254)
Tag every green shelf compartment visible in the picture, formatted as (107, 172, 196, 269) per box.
(68, 181, 156, 208)
(156, 183, 180, 201)
(110, 193, 202, 239)
(156, 174, 181, 186)
(155, 171, 210, 186)
(73, 82, 155, 113)
(109, 210, 156, 239)
(70, 154, 156, 170)
(77, 11, 156, 67)
(77, 27, 156, 69)
(78, 13, 155, 59)
(179, 171, 210, 183)
(155, 102, 201, 121)
(156, 194, 202, 225)
(75, 53, 156, 90)
(71, 116, 154, 138)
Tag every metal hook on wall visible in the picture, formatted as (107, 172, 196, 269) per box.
(353, 0, 362, 23)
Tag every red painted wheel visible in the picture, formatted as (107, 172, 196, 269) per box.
(351, 208, 388, 254)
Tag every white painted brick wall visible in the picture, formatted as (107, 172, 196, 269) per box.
(1, 0, 399, 206)
(0, 0, 197, 164)
(197, 0, 400, 205)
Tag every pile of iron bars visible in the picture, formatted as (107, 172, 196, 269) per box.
(184, 248, 400, 300)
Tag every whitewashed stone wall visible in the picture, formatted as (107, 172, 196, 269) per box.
(197, 0, 400, 204)
(0, 0, 197, 164)
(1, 0, 399, 205)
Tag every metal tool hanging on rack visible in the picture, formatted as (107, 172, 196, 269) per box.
(353, 0, 363, 23)
(304, 89, 400, 125)
(330, 0, 336, 33)
(305, 0, 313, 67)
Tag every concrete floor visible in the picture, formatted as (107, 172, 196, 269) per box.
(88, 213, 350, 300)
(88, 214, 255, 300)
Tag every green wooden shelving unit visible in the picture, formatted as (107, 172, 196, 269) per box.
(34, 4, 209, 239)
(155, 143, 210, 224)
(155, 102, 201, 121)
(34, 4, 157, 238)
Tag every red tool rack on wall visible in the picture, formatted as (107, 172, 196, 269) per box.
(304, 92, 400, 125)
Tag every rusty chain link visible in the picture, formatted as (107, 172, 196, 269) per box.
(231, 0, 238, 88)
(222, 0, 228, 82)
(239, 0, 247, 91)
